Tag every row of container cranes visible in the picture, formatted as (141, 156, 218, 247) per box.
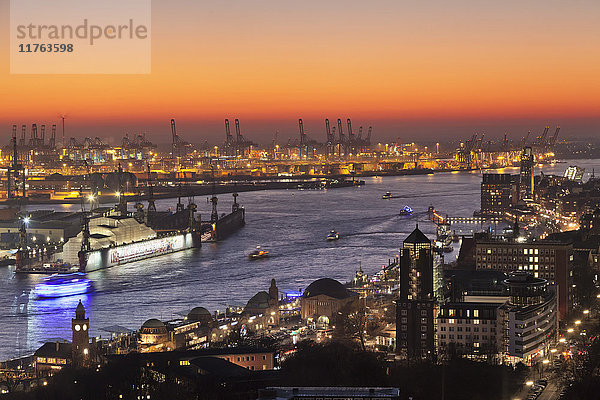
(218, 117, 373, 160)
(12, 123, 58, 151)
(522, 126, 561, 150)
(324, 118, 372, 159)
(222, 118, 254, 157)
(456, 125, 561, 169)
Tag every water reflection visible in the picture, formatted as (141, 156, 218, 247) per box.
(29, 293, 92, 344)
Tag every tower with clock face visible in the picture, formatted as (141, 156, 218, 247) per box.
(72, 300, 90, 367)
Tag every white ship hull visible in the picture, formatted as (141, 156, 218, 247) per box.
(81, 233, 196, 272)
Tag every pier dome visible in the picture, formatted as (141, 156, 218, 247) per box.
(141, 319, 166, 332)
(187, 307, 212, 324)
(300, 278, 359, 324)
(140, 319, 168, 346)
(303, 278, 356, 299)
(245, 291, 271, 311)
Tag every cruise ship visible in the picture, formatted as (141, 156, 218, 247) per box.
(17, 192, 245, 273)
(60, 213, 201, 272)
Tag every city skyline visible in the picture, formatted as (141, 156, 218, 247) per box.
(1, 0, 599, 141)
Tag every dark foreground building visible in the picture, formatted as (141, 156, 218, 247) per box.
(396, 226, 437, 360)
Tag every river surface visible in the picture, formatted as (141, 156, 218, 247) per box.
(1, 160, 599, 360)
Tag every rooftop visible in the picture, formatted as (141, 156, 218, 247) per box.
(303, 278, 358, 300)
(404, 226, 430, 244)
(259, 387, 401, 399)
(34, 342, 72, 359)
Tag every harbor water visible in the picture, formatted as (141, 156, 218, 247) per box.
(0, 160, 598, 360)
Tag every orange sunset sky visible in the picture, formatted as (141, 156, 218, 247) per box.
(1, 0, 599, 143)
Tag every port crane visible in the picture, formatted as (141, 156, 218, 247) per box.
(49, 125, 56, 148)
(232, 119, 253, 156)
(298, 118, 308, 159)
(535, 126, 550, 146)
(347, 118, 355, 155)
(29, 124, 38, 147)
(224, 119, 235, 156)
(19, 125, 26, 146)
(171, 119, 181, 159)
(325, 118, 335, 159)
(146, 163, 156, 213)
(549, 126, 560, 147)
(337, 118, 345, 158)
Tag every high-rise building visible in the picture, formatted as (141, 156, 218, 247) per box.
(481, 173, 517, 215)
(519, 146, 534, 201)
(396, 226, 440, 360)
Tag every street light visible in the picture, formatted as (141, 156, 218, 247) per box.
(575, 320, 581, 325)
(526, 381, 534, 386)
(583, 310, 590, 315)
(559, 338, 566, 343)
(567, 328, 574, 333)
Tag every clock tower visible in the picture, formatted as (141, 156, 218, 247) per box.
(72, 300, 90, 367)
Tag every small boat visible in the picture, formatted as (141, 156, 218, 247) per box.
(382, 192, 393, 199)
(326, 230, 340, 241)
(399, 206, 413, 216)
(34, 272, 92, 299)
(249, 246, 269, 260)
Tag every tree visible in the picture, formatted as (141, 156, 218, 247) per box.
(280, 341, 387, 387)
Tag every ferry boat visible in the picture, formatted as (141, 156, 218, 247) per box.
(34, 272, 92, 299)
(382, 192, 393, 199)
(326, 230, 340, 241)
(249, 246, 269, 260)
(399, 206, 413, 216)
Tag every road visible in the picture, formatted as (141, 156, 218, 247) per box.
(538, 380, 561, 400)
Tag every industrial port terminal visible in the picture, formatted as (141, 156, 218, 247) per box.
(0, 118, 562, 205)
